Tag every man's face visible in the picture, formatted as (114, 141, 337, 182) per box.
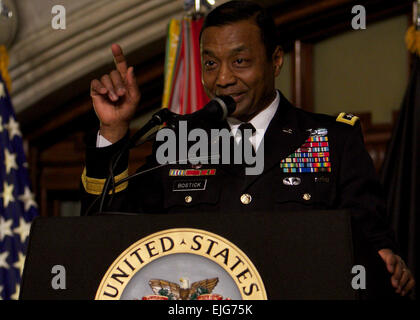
(200, 19, 283, 122)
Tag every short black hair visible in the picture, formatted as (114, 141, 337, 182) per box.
(199, 1, 278, 58)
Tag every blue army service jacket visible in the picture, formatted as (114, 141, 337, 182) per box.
(81, 92, 398, 255)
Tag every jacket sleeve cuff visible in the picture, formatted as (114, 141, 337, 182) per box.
(85, 131, 130, 178)
(81, 131, 130, 195)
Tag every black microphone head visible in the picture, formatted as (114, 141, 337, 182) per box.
(173, 95, 236, 124)
(213, 95, 236, 120)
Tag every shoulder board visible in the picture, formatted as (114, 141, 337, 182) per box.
(336, 112, 359, 126)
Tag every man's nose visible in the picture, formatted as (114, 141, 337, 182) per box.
(216, 63, 236, 88)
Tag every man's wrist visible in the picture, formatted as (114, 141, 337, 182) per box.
(86, 130, 130, 178)
(99, 124, 129, 143)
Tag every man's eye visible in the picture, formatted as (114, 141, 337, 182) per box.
(204, 60, 216, 67)
(234, 58, 249, 66)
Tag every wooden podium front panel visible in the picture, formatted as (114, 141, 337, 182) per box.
(20, 210, 360, 300)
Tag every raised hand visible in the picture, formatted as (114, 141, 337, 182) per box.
(90, 44, 141, 143)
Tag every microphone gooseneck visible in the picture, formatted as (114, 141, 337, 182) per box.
(89, 96, 236, 215)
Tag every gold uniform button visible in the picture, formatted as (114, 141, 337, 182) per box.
(303, 193, 311, 201)
(185, 196, 192, 203)
(240, 194, 252, 205)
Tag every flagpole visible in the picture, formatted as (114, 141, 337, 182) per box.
(405, 1, 420, 57)
(184, 0, 213, 20)
(0, 45, 12, 93)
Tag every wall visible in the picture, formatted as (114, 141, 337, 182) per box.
(313, 15, 408, 124)
(275, 52, 292, 101)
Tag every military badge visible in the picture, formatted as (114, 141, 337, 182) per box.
(280, 128, 332, 173)
(169, 169, 216, 176)
(307, 128, 328, 136)
(336, 113, 359, 126)
(283, 177, 302, 186)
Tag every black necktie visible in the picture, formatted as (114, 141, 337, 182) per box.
(238, 123, 256, 136)
(237, 123, 256, 159)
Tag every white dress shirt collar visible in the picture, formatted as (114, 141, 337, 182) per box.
(227, 90, 280, 150)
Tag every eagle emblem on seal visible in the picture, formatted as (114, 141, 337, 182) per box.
(143, 277, 220, 300)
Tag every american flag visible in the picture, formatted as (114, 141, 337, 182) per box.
(0, 73, 38, 300)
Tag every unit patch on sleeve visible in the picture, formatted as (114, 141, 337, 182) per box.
(280, 128, 332, 173)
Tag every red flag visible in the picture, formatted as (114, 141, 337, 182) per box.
(163, 17, 210, 115)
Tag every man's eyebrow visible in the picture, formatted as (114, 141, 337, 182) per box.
(231, 45, 248, 53)
(202, 49, 215, 56)
(202, 45, 250, 56)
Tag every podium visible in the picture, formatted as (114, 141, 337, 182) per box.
(20, 210, 395, 300)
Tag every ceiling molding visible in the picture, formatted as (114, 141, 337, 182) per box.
(271, 0, 412, 50)
(9, 0, 184, 114)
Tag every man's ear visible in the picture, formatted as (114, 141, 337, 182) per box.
(272, 46, 284, 77)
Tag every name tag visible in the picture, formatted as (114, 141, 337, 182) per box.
(172, 179, 207, 192)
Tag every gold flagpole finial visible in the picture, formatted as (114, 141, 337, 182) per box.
(0, 45, 12, 93)
(184, 0, 215, 19)
(0, 0, 13, 18)
(404, 1, 420, 56)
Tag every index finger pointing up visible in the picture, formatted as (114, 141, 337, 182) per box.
(111, 43, 128, 78)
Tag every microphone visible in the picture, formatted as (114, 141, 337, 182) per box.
(170, 95, 236, 125)
(93, 96, 235, 215)
(127, 95, 235, 148)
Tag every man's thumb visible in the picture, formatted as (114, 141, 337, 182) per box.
(378, 249, 395, 273)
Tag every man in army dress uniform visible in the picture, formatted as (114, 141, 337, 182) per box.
(82, 1, 415, 297)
